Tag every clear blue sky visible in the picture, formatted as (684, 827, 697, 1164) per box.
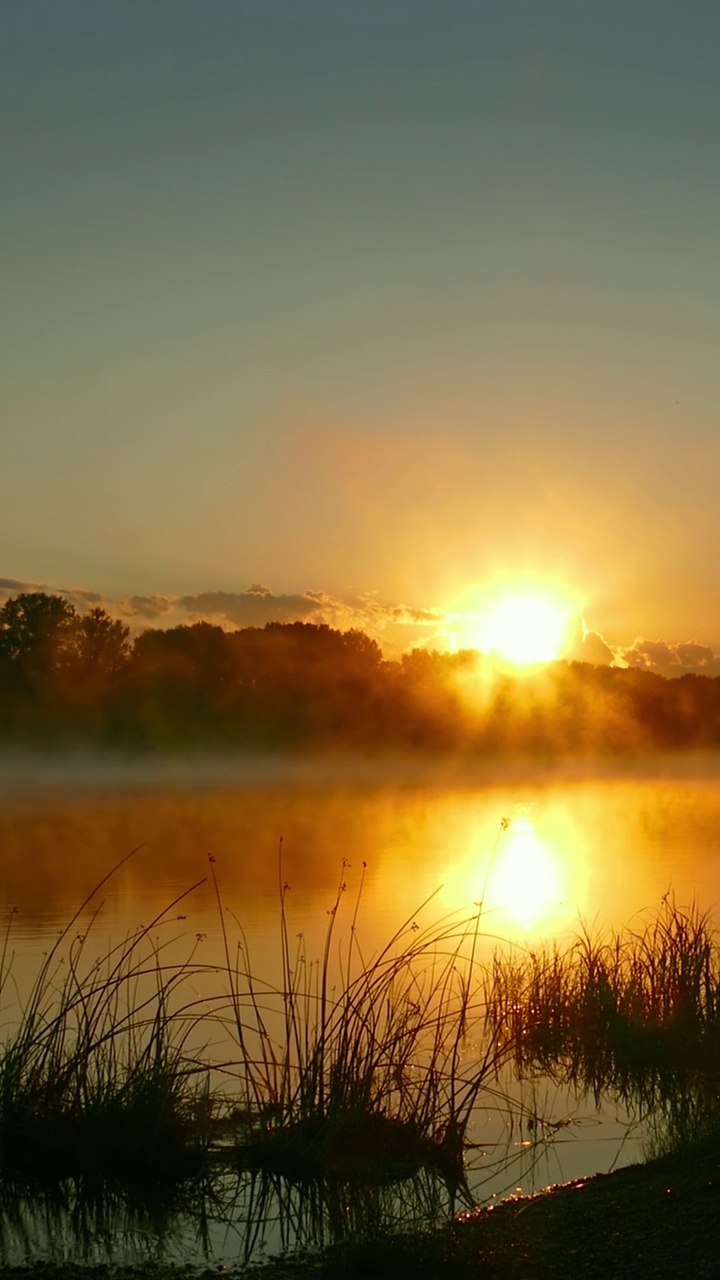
(3, 1, 720, 658)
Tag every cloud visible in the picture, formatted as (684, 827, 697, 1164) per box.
(0, 576, 102, 612)
(45, 581, 446, 653)
(561, 619, 720, 677)
(0, 576, 44, 602)
(563, 616, 616, 667)
(0, 577, 42, 592)
(61, 587, 103, 608)
(562, 616, 720, 677)
(177, 588, 319, 628)
(618, 637, 720, 678)
(121, 595, 176, 621)
(170, 587, 449, 655)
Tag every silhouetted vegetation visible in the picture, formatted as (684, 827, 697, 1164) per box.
(206, 856, 502, 1188)
(0, 855, 511, 1195)
(0, 855, 212, 1184)
(3, 858, 720, 1272)
(3, 591, 720, 754)
(488, 899, 720, 1153)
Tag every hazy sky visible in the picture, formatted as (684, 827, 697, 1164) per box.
(4, 2, 720, 661)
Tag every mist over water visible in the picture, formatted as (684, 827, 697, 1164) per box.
(2, 750, 720, 938)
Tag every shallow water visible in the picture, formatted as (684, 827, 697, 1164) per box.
(0, 751, 718, 1267)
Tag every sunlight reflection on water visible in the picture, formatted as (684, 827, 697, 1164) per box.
(484, 812, 569, 928)
(3, 757, 720, 943)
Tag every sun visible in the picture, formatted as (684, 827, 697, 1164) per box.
(474, 586, 574, 667)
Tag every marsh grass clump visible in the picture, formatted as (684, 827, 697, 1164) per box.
(487, 898, 720, 1143)
(208, 853, 506, 1184)
(0, 855, 213, 1182)
(0, 847, 532, 1196)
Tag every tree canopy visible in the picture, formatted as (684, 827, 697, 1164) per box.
(1, 592, 719, 754)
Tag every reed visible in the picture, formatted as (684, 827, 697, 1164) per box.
(207, 848, 508, 1182)
(487, 898, 720, 1143)
(0, 855, 213, 1181)
(0, 848, 523, 1189)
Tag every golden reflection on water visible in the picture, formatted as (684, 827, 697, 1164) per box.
(3, 765, 720, 959)
(484, 814, 570, 930)
(427, 803, 589, 942)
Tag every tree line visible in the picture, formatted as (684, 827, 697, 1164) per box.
(1, 591, 719, 754)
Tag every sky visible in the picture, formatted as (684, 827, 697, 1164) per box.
(4, 2, 720, 672)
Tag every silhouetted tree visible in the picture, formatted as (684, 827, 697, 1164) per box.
(0, 593, 134, 741)
(72, 608, 130, 681)
(0, 592, 77, 682)
(3, 594, 720, 755)
(128, 622, 242, 746)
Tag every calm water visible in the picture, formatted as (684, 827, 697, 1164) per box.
(1, 752, 720, 1266)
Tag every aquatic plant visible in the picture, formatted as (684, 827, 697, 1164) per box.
(207, 848, 509, 1183)
(487, 897, 720, 1144)
(0, 842, 543, 1191)
(0, 852, 213, 1180)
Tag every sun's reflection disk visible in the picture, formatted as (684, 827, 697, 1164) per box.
(484, 813, 568, 932)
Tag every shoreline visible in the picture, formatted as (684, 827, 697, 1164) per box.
(1, 1140, 718, 1279)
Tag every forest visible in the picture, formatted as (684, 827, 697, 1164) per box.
(1, 591, 719, 754)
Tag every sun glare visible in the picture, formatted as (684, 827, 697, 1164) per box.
(485, 815, 566, 930)
(475, 587, 573, 667)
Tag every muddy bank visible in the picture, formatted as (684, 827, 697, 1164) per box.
(304, 1139, 720, 1279)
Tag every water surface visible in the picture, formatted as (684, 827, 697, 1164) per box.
(1, 752, 719, 1266)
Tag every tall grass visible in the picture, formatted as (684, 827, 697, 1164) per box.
(12, 841, 689, 1192)
(0, 849, 517, 1188)
(207, 848, 509, 1182)
(487, 898, 720, 1146)
(0, 854, 213, 1180)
